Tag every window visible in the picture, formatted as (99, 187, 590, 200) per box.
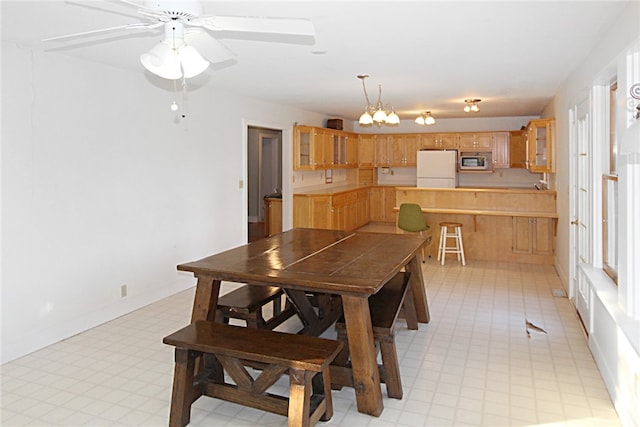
(602, 82, 618, 283)
(602, 174, 618, 283)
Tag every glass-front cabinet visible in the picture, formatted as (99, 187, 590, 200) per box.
(294, 126, 357, 170)
(293, 125, 314, 170)
(526, 118, 555, 173)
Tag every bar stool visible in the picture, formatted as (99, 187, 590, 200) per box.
(437, 222, 466, 266)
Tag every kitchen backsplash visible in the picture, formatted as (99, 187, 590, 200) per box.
(292, 167, 544, 190)
(377, 167, 543, 188)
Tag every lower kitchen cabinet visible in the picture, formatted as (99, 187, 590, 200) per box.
(293, 188, 371, 231)
(512, 217, 554, 255)
(264, 197, 282, 237)
(369, 186, 396, 223)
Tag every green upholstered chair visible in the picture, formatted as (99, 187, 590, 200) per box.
(397, 203, 429, 261)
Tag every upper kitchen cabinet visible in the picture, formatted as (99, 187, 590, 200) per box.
(358, 134, 376, 167)
(509, 130, 527, 168)
(293, 125, 328, 170)
(388, 134, 420, 166)
(458, 133, 494, 152)
(492, 132, 510, 169)
(526, 118, 555, 173)
(330, 131, 358, 168)
(374, 134, 392, 166)
(421, 133, 458, 150)
(294, 126, 357, 170)
(293, 125, 314, 170)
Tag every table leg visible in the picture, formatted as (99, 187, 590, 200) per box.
(190, 274, 221, 322)
(285, 290, 341, 336)
(405, 255, 430, 323)
(341, 295, 383, 417)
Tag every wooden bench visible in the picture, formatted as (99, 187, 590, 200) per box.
(216, 285, 297, 329)
(163, 321, 343, 427)
(332, 271, 418, 399)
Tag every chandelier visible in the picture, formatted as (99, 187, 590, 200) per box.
(357, 75, 400, 126)
(463, 99, 481, 113)
(415, 111, 436, 125)
(140, 21, 210, 80)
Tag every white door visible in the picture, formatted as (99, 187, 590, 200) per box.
(570, 96, 592, 331)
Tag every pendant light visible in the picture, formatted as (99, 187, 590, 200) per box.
(357, 75, 399, 127)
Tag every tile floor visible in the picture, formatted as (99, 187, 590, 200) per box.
(1, 257, 621, 426)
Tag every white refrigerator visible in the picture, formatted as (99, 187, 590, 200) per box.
(416, 150, 458, 188)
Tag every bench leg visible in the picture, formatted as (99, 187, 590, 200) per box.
(169, 348, 197, 427)
(288, 368, 313, 427)
(319, 367, 334, 421)
(379, 337, 403, 399)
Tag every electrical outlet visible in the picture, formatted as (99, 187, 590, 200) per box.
(120, 284, 128, 298)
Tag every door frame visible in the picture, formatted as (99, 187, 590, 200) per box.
(242, 118, 293, 243)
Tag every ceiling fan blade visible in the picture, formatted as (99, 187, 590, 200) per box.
(42, 22, 162, 42)
(194, 15, 315, 37)
(184, 29, 236, 64)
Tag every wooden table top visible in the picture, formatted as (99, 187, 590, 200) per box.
(178, 228, 427, 296)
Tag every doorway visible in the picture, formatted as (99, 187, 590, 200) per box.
(570, 96, 592, 331)
(247, 126, 283, 241)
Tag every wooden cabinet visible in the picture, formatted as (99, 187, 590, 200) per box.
(294, 126, 358, 170)
(356, 188, 370, 226)
(293, 126, 314, 170)
(297, 125, 531, 171)
(374, 135, 392, 166)
(314, 128, 332, 169)
(293, 189, 369, 231)
(369, 186, 396, 223)
(526, 118, 555, 173)
(458, 133, 494, 152)
(509, 130, 527, 168)
(492, 132, 510, 169)
(293, 195, 332, 229)
(292, 126, 331, 170)
(358, 134, 375, 167)
(392, 134, 420, 166)
(264, 197, 282, 237)
(421, 133, 458, 150)
(512, 217, 554, 255)
(369, 187, 385, 222)
(329, 131, 358, 168)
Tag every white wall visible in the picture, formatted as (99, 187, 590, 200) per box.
(0, 42, 326, 363)
(547, 2, 640, 426)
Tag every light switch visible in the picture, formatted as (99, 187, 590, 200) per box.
(239, 180, 244, 189)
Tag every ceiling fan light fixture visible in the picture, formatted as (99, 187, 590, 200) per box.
(178, 45, 210, 78)
(140, 41, 182, 80)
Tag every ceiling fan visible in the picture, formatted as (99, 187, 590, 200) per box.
(42, 0, 316, 79)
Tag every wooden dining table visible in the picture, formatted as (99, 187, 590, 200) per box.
(177, 228, 430, 417)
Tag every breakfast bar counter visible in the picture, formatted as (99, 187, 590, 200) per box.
(395, 187, 558, 264)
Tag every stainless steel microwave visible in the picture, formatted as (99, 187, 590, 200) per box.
(459, 155, 489, 170)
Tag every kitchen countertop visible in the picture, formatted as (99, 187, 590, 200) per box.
(294, 185, 554, 196)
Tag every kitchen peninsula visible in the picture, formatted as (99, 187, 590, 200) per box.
(293, 185, 557, 265)
(395, 187, 558, 265)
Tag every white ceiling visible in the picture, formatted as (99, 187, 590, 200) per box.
(1, 1, 629, 120)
